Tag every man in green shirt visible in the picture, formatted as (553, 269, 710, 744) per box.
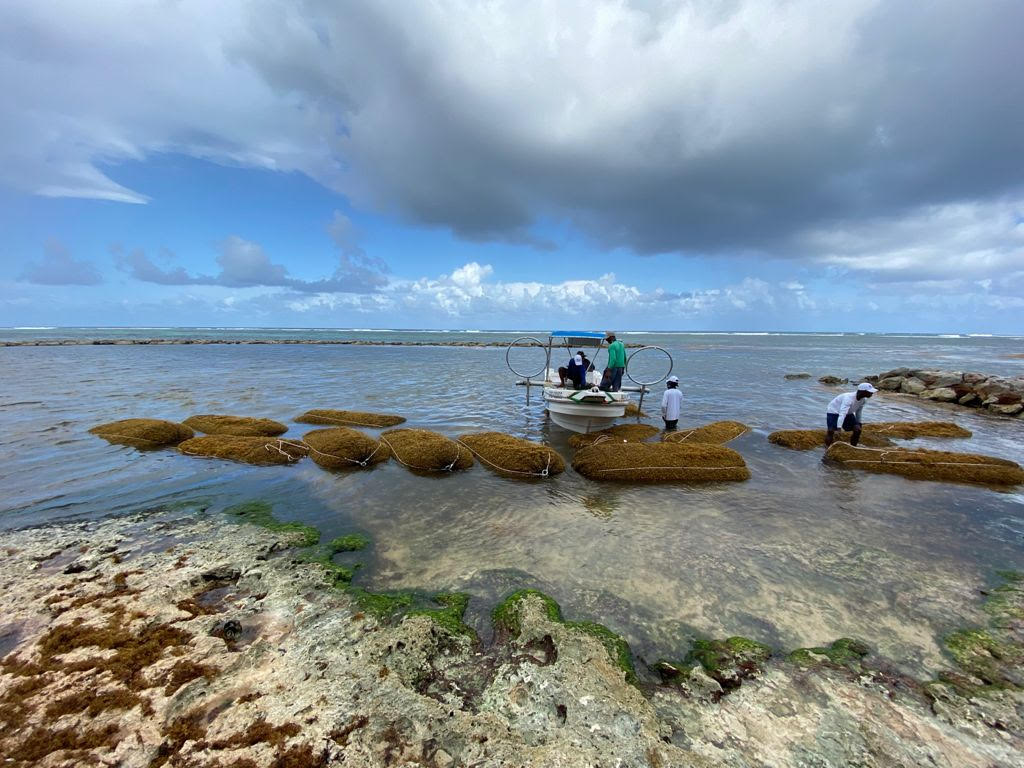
(603, 332, 626, 392)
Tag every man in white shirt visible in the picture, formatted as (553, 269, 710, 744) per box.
(661, 375, 682, 430)
(826, 382, 878, 446)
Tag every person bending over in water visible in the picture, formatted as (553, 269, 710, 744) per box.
(661, 375, 682, 430)
(825, 382, 878, 446)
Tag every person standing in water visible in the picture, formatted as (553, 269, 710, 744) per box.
(661, 375, 682, 430)
(825, 382, 878, 446)
(602, 332, 626, 392)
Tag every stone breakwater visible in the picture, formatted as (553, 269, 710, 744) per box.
(2, 508, 1024, 767)
(2, 338, 643, 348)
(864, 368, 1024, 418)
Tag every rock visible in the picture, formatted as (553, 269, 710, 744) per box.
(900, 378, 927, 395)
(988, 403, 1024, 416)
(784, 373, 811, 380)
(920, 388, 958, 402)
(877, 376, 904, 391)
(963, 372, 988, 385)
(958, 393, 979, 406)
(818, 375, 848, 386)
(878, 368, 913, 379)
(916, 370, 958, 387)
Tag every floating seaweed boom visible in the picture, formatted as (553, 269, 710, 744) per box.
(824, 442, 1024, 487)
(568, 424, 659, 449)
(295, 409, 406, 428)
(457, 432, 565, 478)
(177, 436, 308, 465)
(302, 428, 389, 470)
(89, 418, 193, 448)
(768, 421, 972, 451)
(183, 414, 288, 437)
(572, 442, 750, 483)
(663, 421, 750, 445)
(379, 429, 473, 473)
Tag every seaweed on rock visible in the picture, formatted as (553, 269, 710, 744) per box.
(824, 442, 1024, 487)
(662, 420, 750, 445)
(89, 418, 194, 448)
(183, 414, 288, 437)
(379, 429, 473, 473)
(303, 427, 389, 470)
(567, 424, 660, 449)
(572, 442, 750, 483)
(178, 436, 308, 465)
(457, 432, 565, 478)
(295, 409, 406, 428)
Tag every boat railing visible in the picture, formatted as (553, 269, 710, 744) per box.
(506, 336, 547, 404)
(625, 346, 674, 415)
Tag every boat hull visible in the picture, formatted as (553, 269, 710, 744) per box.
(544, 388, 627, 433)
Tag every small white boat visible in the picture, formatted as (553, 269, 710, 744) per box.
(507, 330, 660, 434)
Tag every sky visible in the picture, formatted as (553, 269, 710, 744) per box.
(1, 0, 1022, 333)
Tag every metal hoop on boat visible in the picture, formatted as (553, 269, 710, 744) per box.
(505, 336, 547, 379)
(625, 345, 674, 386)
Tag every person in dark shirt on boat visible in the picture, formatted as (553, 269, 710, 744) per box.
(558, 352, 587, 389)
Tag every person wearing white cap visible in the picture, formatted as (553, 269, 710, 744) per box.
(661, 375, 682, 430)
(825, 382, 878, 446)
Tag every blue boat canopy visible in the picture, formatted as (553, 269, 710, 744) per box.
(551, 330, 605, 338)
(550, 330, 606, 347)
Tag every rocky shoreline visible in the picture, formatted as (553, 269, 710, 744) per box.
(2, 504, 1024, 767)
(862, 368, 1024, 418)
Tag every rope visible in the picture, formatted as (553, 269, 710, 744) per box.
(590, 464, 745, 474)
(378, 434, 464, 472)
(305, 440, 384, 468)
(456, 439, 554, 478)
(263, 439, 308, 462)
(832, 444, 1010, 468)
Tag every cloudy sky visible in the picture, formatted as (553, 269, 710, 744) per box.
(1, 0, 1022, 332)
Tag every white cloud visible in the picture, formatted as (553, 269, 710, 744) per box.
(19, 239, 102, 285)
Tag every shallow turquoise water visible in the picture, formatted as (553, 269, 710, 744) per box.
(2, 330, 1023, 674)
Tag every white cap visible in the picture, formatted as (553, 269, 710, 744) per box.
(857, 382, 878, 393)
(667, 375, 679, 384)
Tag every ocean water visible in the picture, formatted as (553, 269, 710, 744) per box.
(2, 328, 1023, 675)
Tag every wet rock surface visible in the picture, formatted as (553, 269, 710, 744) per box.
(821, 368, 1024, 418)
(1, 510, 1023, 767)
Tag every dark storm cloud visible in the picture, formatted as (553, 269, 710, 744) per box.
(2, 0, 1022, 278)
(227, 0, 1024, 257)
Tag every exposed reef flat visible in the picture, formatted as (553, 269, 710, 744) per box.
(2, 508, 1023, 767)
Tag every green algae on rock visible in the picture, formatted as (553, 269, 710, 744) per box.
(329, 533, 370, 552)
(788, 637, 871, 668)
(409, 593, 477, 641)
(686, 636, 773, 689)
(493, 589, 636, 683)
(224, 500, 320, 548)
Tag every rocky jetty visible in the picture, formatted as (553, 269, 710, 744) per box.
(2, 507, 1024, 766)
(864, 368, 1024, 417)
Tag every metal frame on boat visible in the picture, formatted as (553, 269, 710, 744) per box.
(506, 331, 673, 434)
